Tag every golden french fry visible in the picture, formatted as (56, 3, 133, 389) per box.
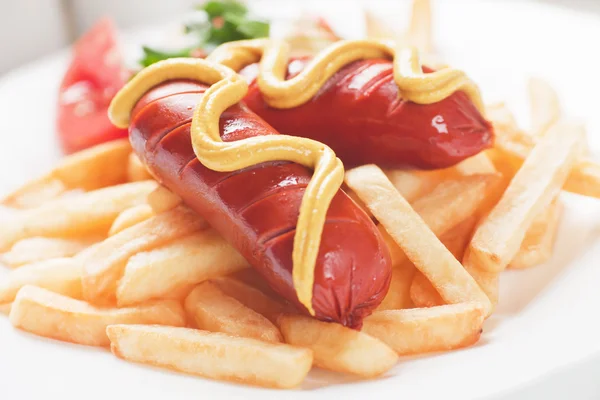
(184, 282, 282, 343)
(3, 139, 131, 208)
(454, 152, 497, 175)
(212, 277, 287, 325)
(563, 158, 600, 198)
(116, 230, 247, 307)
(406, 0, 433, 53)
(509, 199, 562, 269)
(466, 121, 584, 274)
(491, 111, 600, 199)
(376, 261, 415, 311)
(345, 165, 491, 313)
(410, 272, 443, 308)
(147, 185, 182, 214)
(0, 303, 11, 316)
(2, 179, 67, 209)
(1, 236, 97, 267)
(127, 153, 153, 182)
(278, 314, 398, 377)
(108, 204, 154, 236)
(10, 286, 185, 346)
(528, 77, 561, 137)
(362, 303, 484, 355)
(107, 324, 313, 389)
(81, 205, 206, 305)
(383, 168, 445, 203)
(462, 261, 499, 306)
(0, 258, 82, 304)
(377, 224, 407, 267)
(410, 216, 476, 308)
(0, 181, 157, 252)
(384, 174, 499, 267)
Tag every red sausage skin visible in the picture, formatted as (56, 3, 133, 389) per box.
(129, 80, 392, 329)
(242, 59, 494, 169)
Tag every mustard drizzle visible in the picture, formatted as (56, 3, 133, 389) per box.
(109, 39, 484, 315)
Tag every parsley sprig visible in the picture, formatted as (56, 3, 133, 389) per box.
(140, 0, 269, 67)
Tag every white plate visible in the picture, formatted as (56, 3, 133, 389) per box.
(1, 1, 600, 399)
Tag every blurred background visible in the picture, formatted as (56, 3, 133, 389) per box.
(0, 0, 598, 75)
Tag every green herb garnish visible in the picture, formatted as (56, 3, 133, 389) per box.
(140, 0, 269, 67)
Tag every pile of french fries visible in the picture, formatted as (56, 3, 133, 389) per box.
(1, 0, 599, 391)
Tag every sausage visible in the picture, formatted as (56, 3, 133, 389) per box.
(128, 80, 392, 329)
(241, 59, 494, 169)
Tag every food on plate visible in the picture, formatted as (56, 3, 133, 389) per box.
(107, 324, 313, 389)
(109, 60, 392, 328)
(81, 205, 207, 304)
(1, 236, 98, 267)
(278, 314, 398, 377)
(0, 181, 157, 252)
(464, 121, 584, 302)
(2, 0, 600, 391)
(509, 199, 563, 270)
(0, 258, 82, 304)
(184, 281, 283, 343)
(9, 285, 185, 346)
(362, 302, 485, 355)
(57, 19, 129, 153)
(115, 230, 248, 306)
(217, 39, 492, 169)
(344, 165, 492, 315)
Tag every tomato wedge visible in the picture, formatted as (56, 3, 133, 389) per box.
(57, 18, 129, 153)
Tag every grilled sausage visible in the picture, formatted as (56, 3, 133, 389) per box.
(128, 80, 392, 329)
(241, 59, 493, 169)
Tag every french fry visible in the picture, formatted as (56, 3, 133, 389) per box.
(2, 179, 67, 209)
(2, 139, 131, 208)
(406, 0, 433, 53)
(528, 77, 561, 137)
(563, 158, 600, 198)
(0, 258, 82, 304)
(466, 121, 584, 273)
(278, 314, 398, 377)
(10, 286, 185, 346)
(362, 303, 485, 355)
(0, 303, 11, 316)
(345, 165, 491, 313)
(377, 224, 408, 267)
(212, 277, 287, 325)
(462, 261, 499, 307)
(108, 204, 154, 236)
(454, 152, 497, 175)
(376, 261, 415, 311)
(81, 205, 206, 305)
(410, 272, 443, 308)
(184, 282, 282, 343)
(383, 174, 499, 267)
(107, 324, 313, 389)
(0, 181, 157, 252)
(383, 168, 444, 203)
(492, 111, 600, 199)
(116, 230, 248, 307)
(127, 153, 153, 182)
(410, 217, 477, 308)
(509, 199, 562, 269)
(1, 236, 97, 267)
(147, 185, 182, 214)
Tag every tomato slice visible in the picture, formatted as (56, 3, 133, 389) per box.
(57, 18, 129, 153)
